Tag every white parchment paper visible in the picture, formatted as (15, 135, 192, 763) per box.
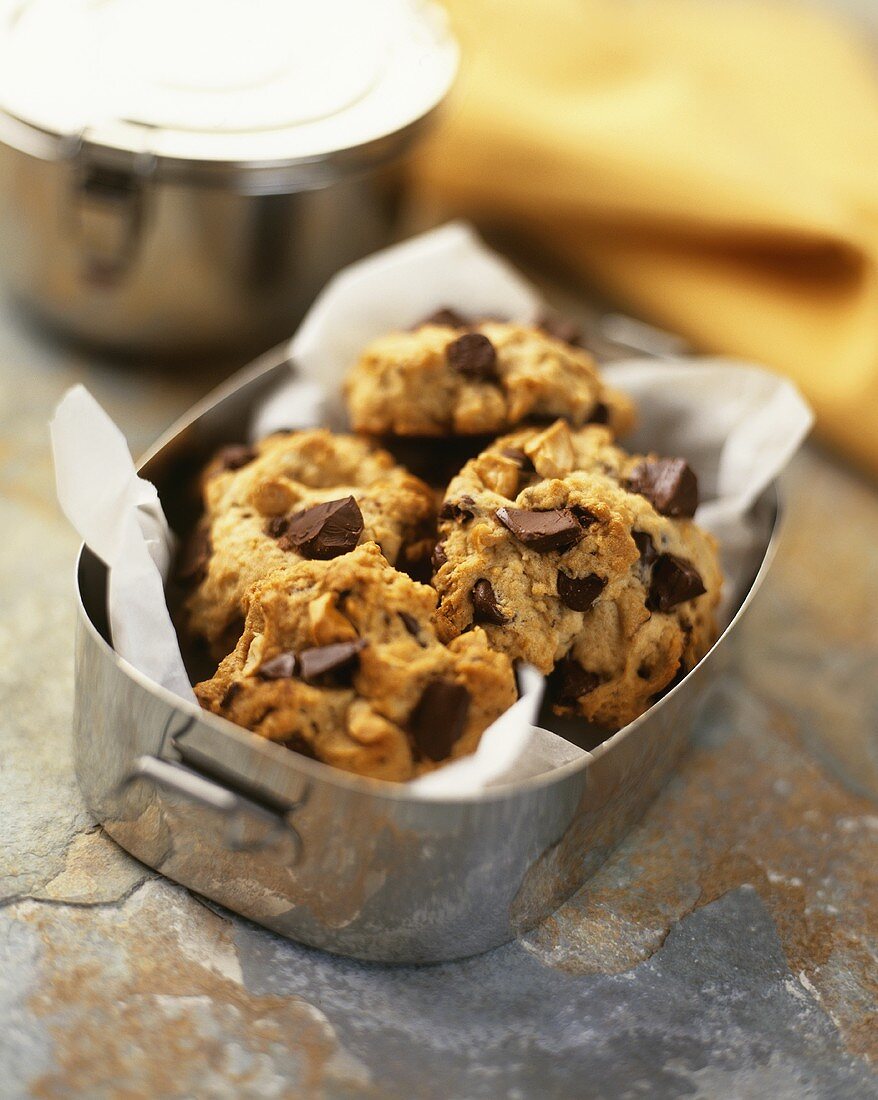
(51, 223, 813, 795)
(52, 385, 195, 702)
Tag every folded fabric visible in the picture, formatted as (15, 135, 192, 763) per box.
(411, 0, 878, 474)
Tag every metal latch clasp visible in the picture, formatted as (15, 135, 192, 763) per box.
(63, 129, 157, 283)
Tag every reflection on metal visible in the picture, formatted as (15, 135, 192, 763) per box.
(0, 133, 405, 356)
(73, 348, 782, 963)
(121, 755, 302, 861)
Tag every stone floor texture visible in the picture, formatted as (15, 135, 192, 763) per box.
(1, 291, 876, 1099)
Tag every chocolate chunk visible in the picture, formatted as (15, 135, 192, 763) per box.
(421, 307, 468, 328)
(446, 333, 497, 380)
(647, 554, 706, 613)
(409, 679, 470, 762)
(431, 540, 448, 570)
(258, 652, 298, 681)
(216, 443, 256, 471)
(176, 525, 211, 582)
(278, 496, 364, 559)
(500, 447, 534, 472)
(537, 311, 584, 348)
(439, 495, 476, 522)
(471, 579, 509, 625)
(633, 530, 658, 566)
(398, 611, 421, 637)
(588, 402, 609, 425)
(495, 507, 585, 553)
(556, 659, 601, 705)
(627, 458, 698, 517)
(297, 639, 366, 685)
(557, 571, 605, 612)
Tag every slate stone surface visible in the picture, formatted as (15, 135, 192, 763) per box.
(0, 290, 876, 1098)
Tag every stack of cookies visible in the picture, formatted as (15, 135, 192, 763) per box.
(180, 314, 722, 782)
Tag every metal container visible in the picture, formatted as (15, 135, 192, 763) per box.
(0, 0, 457, 356)
(72, 346, 782, 964)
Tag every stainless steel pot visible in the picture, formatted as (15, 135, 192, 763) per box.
(72, 345, 782, 964)
(0, 0, 458, 357)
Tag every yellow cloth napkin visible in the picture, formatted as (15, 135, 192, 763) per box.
(412, 0, 878, 473)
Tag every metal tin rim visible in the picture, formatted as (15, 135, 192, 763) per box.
(0, 102, 446, 192)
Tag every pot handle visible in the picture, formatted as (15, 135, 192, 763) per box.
(122, 755, 303, 864)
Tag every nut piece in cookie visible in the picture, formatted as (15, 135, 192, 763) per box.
(195, 542, 517, 782)
(432, 420, 722, 730)
(181, 430, 435, 657)
(344, 321, 635, 438)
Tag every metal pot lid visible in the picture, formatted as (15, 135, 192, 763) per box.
(0, 0, 457, 167)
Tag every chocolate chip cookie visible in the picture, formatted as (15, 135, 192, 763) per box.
(344, 321, 636, 437)
(432, 420, 722, 729)
(181, 430, 435, 655)
(195, 542, 517, 781)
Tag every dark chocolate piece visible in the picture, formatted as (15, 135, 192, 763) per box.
(589, 402, 609, 425)
(557, 571, 605, 612)
(431, 541, 448, 570)
(647, 554, 706, 612)
(278, 496, 364, 559)
(471, 579, 509, 625)
(495, 507, 585, 553)
(556, 659, 601, 705)
(297, 639, 366, 685)
(409, 679, 470, 762)
(216, 443, 256, 471)
(258, 652, 298, 681)
(446, 332, 497, 380)
(627, 458, 698, 517)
